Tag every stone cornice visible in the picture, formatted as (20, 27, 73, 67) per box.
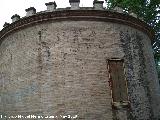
(93, 1, 104, 4)
(11, 14, 20, 19)
(69, 0, 80, 3)
(25, 7, 36, 12)
(45, 1, 57, 7)
(0, 10, 154, 41)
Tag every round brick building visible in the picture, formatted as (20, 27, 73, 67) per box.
(0, 1, 160, 120)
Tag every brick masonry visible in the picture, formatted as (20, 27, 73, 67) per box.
(0, 20, 160, 120)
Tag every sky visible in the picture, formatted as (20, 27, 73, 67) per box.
(0, 0, 106, 30)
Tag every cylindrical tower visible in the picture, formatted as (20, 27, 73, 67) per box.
(0, 1, 160, 120)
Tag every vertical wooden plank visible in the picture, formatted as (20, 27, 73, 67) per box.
(109, 61, 120, 102)
(117, 61, 128, 102)
(108, 59, 128, 103)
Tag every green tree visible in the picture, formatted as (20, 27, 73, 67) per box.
(106, 0, 160, 51)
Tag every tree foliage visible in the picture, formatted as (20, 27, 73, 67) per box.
(106, 0, 160, 52)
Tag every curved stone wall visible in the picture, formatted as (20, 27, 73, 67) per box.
(0, 10, 159, 120)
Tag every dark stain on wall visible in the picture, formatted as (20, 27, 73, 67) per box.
(119, 31, 153, 120)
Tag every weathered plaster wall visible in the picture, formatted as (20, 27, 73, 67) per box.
(119, 27, 160, 119)
(0, 20, 159, 120)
